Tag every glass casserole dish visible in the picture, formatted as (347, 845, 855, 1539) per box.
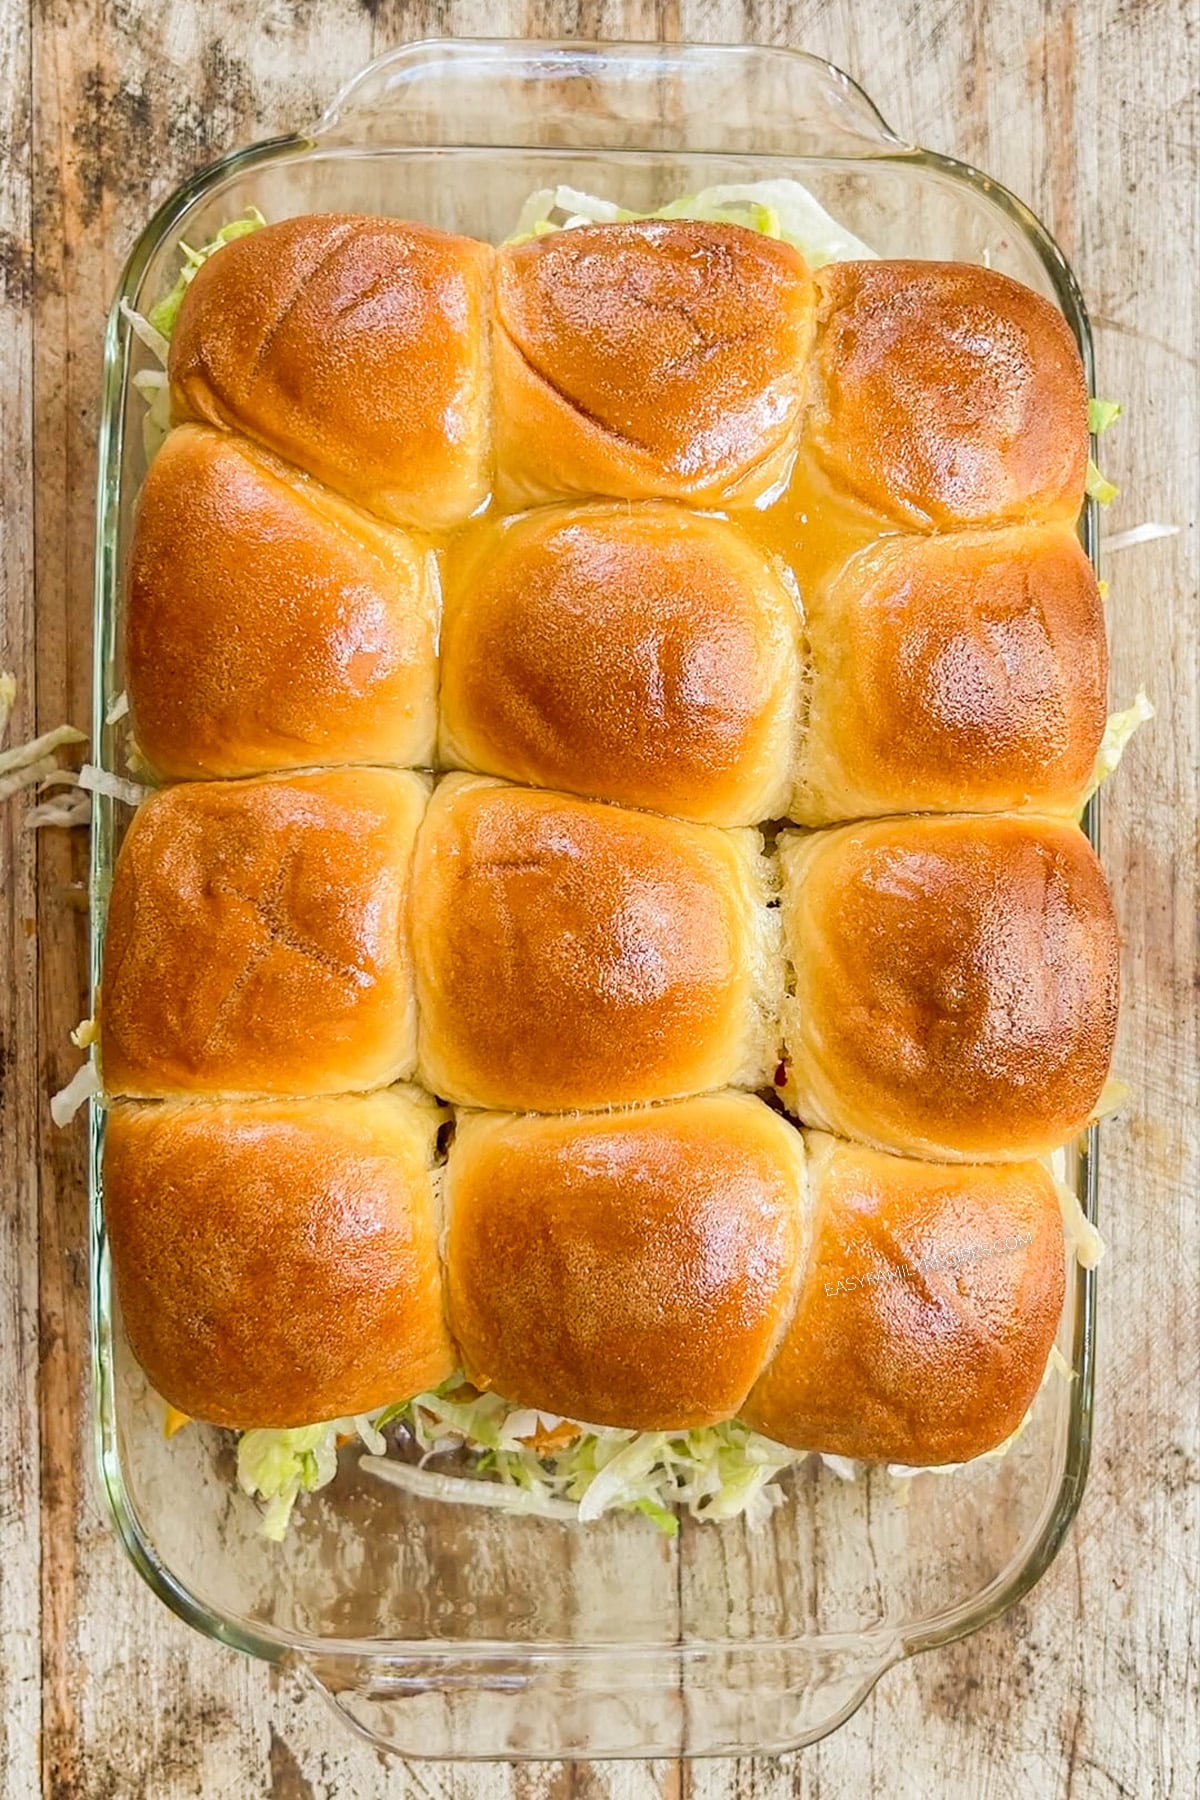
(89, 38, 1103, 1760)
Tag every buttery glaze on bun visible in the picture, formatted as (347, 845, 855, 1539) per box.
(493, 220, 815, 507)
(791, 524, 1108, 825)
(104, 1089, 454, 1428)
(412, 774, 780, 1112)
(741, 1133, 1066, 1464)
(100, 768, 427, 1098)
(779, 815, 1119, 1160)
(169, 213, 493, 529)
(126, 426, 439, 779)
(446, 1094, 807, 1430)
(439, 502, 801, 826)
(809, 260, 1089, 528)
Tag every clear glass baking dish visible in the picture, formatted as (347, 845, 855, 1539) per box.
(89, 38, 1103, 1760)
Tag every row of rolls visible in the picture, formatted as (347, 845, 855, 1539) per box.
(163, 212, 1089, 532)
(101, 768, 1117, 1157)
(129, 209, 1102, 829)
(128, 424, 1107, 828)
(102, 210, 1111, 1475)
(101, 767, 1111, 1461)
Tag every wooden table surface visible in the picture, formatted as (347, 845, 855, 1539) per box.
(2, 1, 1197, 1794)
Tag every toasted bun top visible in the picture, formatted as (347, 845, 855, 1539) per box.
(411, 775, 778, 1112)
(792, 524, 1108, 824)
(741, 1133, 1066, 1463)
(169, 213, 492, 529)
(809, 261, 1088, 528)
(494, 220, 815, 503)
(104, 1089, 454, 1428)
(446, 1094, 807, 1430)
(100, 768, 426, 1098)
(439, 502, 800, 826)
(780, 815, 1119, 1159)
(126, 426, 439, 780)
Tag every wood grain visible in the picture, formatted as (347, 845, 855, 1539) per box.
(2, 0, 1197, 1795)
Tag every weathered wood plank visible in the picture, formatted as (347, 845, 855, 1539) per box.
(0, 0, 43, 1792)
(7, 0, 1197, 1795)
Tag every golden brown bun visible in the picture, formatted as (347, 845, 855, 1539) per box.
(126, 426, 439, 780)
(741, 1133, 1066, 1464)
(104, 1089, 454, 1428)
(412, 775, 780, 1111)
(100, 769, 426, 1098)
(493, 221, 815, 507)
(169, 214, 492, 530)
(446, 1094, 807, 1430)
(779, 815, 1118, 1159)
(792, 525, 1108, 824)
(809, 261, 1088, 528)
(439, 502, 801, 826)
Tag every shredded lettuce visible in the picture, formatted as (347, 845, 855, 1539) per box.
(1085, 396, 1121, 503)
(1090, 1074, 1130, 1123)
(49, 1059, 101, 1128)
(131, 367, 173, 462)
(121, 209, 265, 459)
(235, 1383, 803, 1540)
(1101, 521, 1179, 554)
(0, 722, 86, 777)
(235, 1349, 1072, 1541)
(1054, 1177, 1107, 1270)
(237, 1421, 347, 1541)
(1085, 691, 1154, 798)
(76, 763, 149, 807)
(507, 179, 875, 267)
(1088, 397, 1122, 435)
(1086, 457, 1119, 505)
(0, 685, 87, 814)
(146, 207, 265, 343)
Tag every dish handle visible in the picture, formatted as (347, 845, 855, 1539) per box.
(291, 1639, 901, 1759)
(310, 38, 909, 159)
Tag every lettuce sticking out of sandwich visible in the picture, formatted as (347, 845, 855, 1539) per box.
(507, 178, 877, 265)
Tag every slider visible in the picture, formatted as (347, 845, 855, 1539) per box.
(808, 259, 1089, 527)
(169, 213, 493, 529)
(439, 501, 801, 826)
(792, 523, 1108, 824)
(411, 774, 780, 1112)
(493, 219, 815, 506)
(778, 813, 1119, 1159)
(126, 425, 439, 779)
(446, 1093, 806, 1431)
(740, 1132, 1067, 1465)
(104, 1089, 454, 1429)
(99, 768, 427, 1098)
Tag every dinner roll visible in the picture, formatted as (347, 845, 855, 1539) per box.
(100, 768, 426, 1098)
(126, 426, 439, 780)
(809, 261, 1088, 528)
(412, 775, 780, 1111)
(446, 1094, 807, 1430)
(791, 524, 1108, 824)
(439, 502, 801, 826)
(741, 1133, 1066, 1464)
(779, 815, 1118, 1159)
(104, 1088, 454, 1428)
(169, 213, 492, 529)
(493, 220, 815, 507)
